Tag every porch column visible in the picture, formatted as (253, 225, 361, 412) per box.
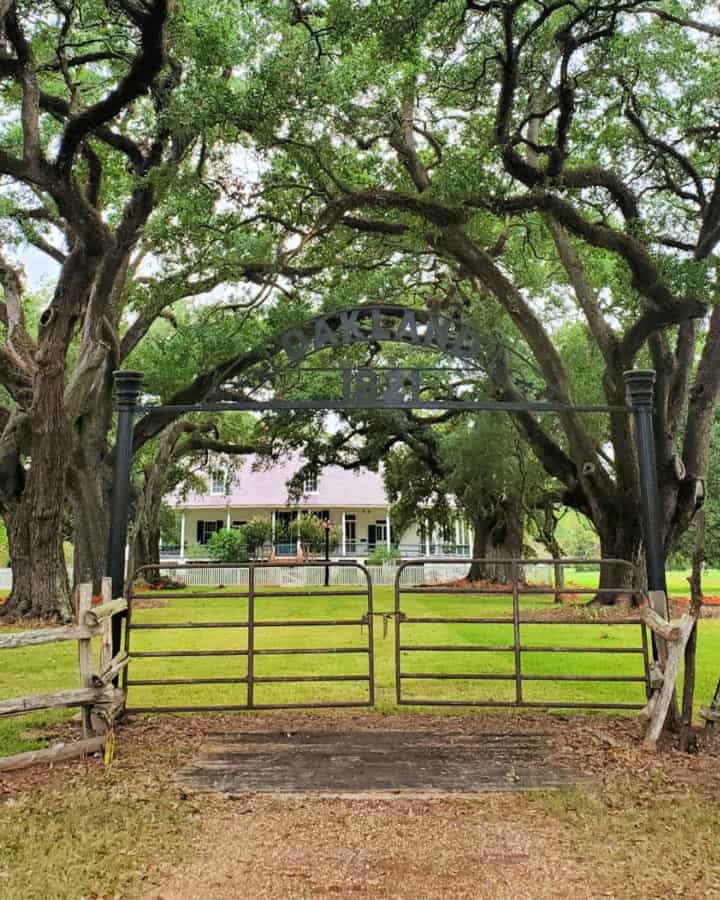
(179, 510, 186, 560)
(386, 509, 391, 550)
(271, 510, 276, 541)
(342, 512, 346, 556)
(455, 518, 461, 552)
(425, 519, 430, 556)
(226, 507, 231, 529)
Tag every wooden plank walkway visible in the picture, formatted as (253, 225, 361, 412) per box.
(177, 730, 581, 795)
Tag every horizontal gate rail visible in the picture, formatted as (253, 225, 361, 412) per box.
(255, 674, 370, 683)
(254, 619, 367, 627)
(124, 560, 374, 713)
(253, 647, 367, 655)
(395, 557, 651, 711)
(131, 649, 249, 657)
(252, 590, 368, 598)
(131, 622, 250, 629)
(127, 677, 249, 686)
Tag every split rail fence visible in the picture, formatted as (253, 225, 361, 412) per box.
(0, 577, 127, 772)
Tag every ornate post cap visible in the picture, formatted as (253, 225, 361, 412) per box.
(113, 370, 143, 408)
(623, 369, 656, 408)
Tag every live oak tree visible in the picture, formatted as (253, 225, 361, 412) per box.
(0, 0, 190, 620)
(0, 1, 318, 620)
(239, 0, 720, 596)
(4, 0, 718, 620)
(671, 411, 720, 569)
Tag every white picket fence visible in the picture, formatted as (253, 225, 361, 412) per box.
(0, 562, 557, 592)
(156, 562, 556, 588)
(0, 567, 73, 591)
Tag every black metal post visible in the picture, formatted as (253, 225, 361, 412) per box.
(106, 370, 143, 658)
(624, 369, 667, 594)
(324, 520, 330, 587)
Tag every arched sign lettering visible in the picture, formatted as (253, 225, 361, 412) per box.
(277, 306, 485, 363)
(136, 304, 574, 415)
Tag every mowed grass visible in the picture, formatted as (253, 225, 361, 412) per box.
(2, 572, 720, 756)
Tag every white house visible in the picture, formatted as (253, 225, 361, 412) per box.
(164, 455, 472, 560)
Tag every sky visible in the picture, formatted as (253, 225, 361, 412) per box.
(22, 246, 59, 293)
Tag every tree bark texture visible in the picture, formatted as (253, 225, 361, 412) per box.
(680, 511, 704, 752)
(467, 500, 524, 583)
(0, 3, 175, 620)
(2, 356, 75, 621)
(68, 371, 116, 591)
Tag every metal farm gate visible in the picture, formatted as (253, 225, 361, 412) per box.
(123, 557, 651, 714)
(393, 558, 652, 711)
(123, 561, 374, 713)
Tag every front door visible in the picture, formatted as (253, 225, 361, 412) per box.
(368, 521, 387, 549)
(345, 514, 356, 553)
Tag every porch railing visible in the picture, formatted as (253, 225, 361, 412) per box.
(159, 541, 473, 561)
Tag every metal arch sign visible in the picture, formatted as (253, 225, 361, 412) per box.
(132, 303, 631, 414)
(276, 305, 486, 363)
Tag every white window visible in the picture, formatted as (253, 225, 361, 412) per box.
(303, 473, 318, 494)
(210, 468, 226, 495)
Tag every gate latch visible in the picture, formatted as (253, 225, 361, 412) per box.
(363, 610, 406, 638)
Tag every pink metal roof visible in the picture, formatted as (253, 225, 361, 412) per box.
(171, 455, 389, 509)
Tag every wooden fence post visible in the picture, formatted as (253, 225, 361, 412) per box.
(648, 589, 680, 728)
(643, 613, 697, 749)
(77, 583, 94, 738)
(99, 576, 113, 672)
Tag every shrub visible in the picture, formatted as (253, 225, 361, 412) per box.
(242, 518, 273, 554)
(276, 514, 339, 555)
(367, 545, 400, 565)
(207, 528, 248, 562)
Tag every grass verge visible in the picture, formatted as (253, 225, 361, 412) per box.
(0, 765, 196, 900)
(530, 782, 720, 896)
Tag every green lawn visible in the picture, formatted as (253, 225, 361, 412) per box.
(567, 567, 720, 596)
(2, 574, 720, 757)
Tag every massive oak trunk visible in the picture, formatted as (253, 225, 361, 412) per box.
(131, 520, 161, 582)
(1, 375, 73, 622)
(69, 377, 115, 592)
(594, 523, 642, 603)
(467, 500, 524, 583)
(70, 469, 111, 593)
(3, 495, 72, 621)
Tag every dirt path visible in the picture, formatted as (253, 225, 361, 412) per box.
(136, 713, 720, 899)
(142, 793, 592, 900)
(3, 712, 720, 899)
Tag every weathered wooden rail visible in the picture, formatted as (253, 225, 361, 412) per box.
(640, 591, 699, 749)
(0, 577, 127, 772)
